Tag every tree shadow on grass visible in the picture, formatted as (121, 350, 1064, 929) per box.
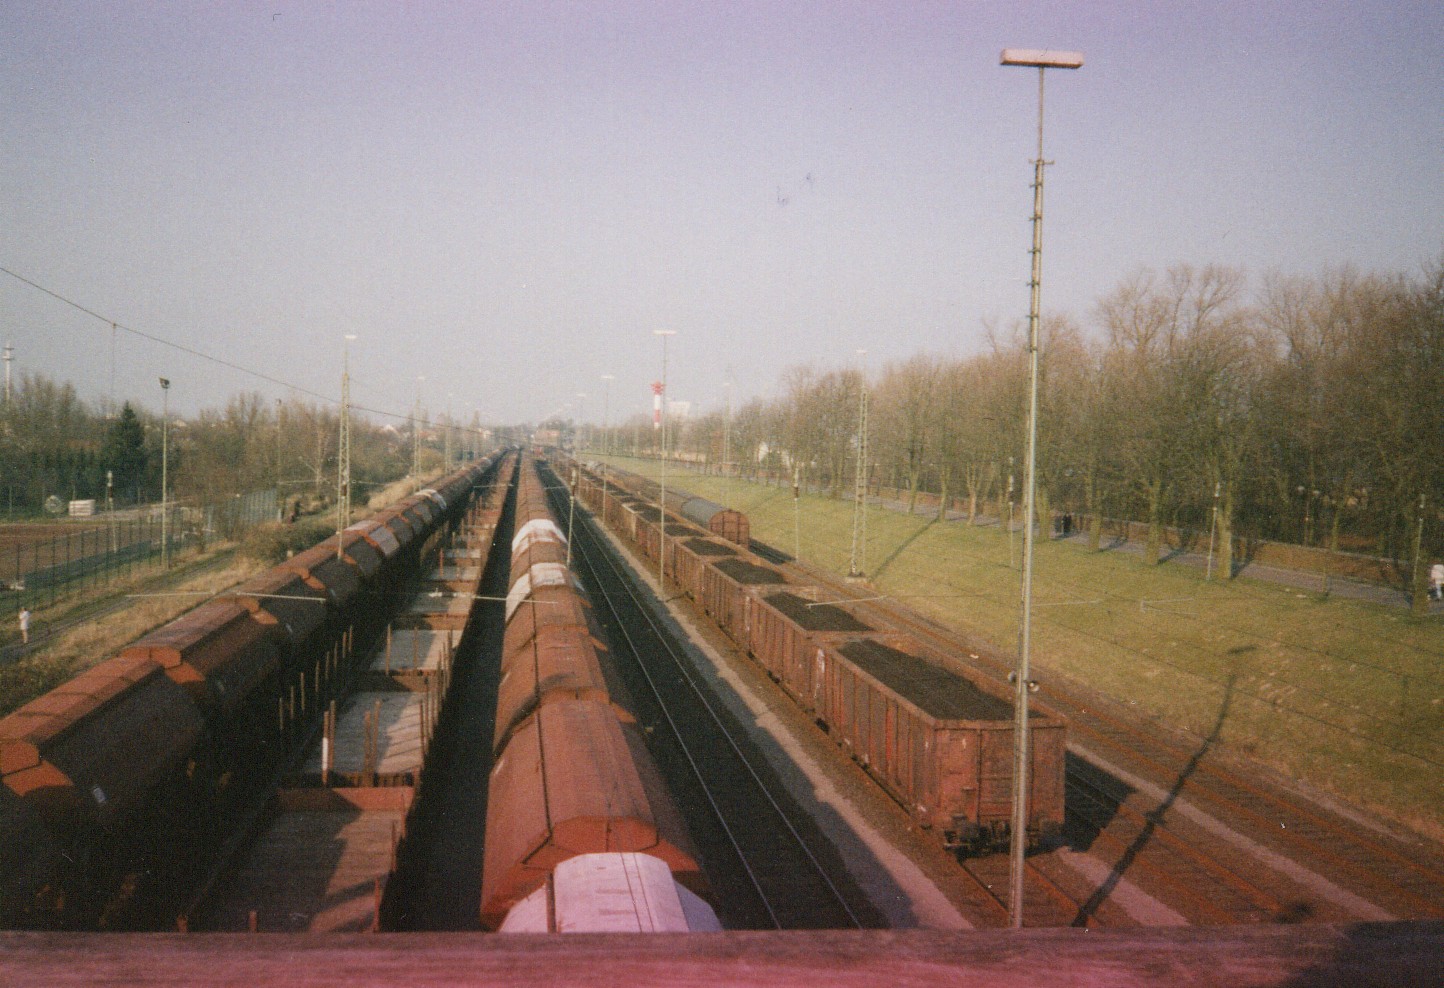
(869, 519, 936, 582)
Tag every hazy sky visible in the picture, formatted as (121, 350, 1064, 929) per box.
(3, 2, 1441, 428)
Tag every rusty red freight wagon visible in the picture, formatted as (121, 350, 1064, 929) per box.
(744, 589, 873, 708)
(479, 695, 703, 929)
(671, 536, 738, 602)
(697, 556, 789, 645)
(223, 568, 330, 668)
(119, 598, 281, 717)
(0, 654, 206, 925)
(814, 632, 1065, 851)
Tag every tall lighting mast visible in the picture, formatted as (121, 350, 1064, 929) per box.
(1000, 46, 1082, 929)
(654, 330, 676, 591)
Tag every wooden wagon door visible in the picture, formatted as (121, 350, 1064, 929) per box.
(977, 726, 1014, 827)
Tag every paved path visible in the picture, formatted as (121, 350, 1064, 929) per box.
(866, 493, 1442, 615)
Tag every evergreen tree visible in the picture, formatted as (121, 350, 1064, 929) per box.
(102, 402, 148, 503)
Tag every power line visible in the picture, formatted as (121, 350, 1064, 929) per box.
(0, 265, 467, 431)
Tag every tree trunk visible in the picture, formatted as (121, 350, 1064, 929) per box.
(1086, 476, 1102, 551)
(1036, 485, 1051, 541)
(1412, 496, 1430, 617)
(1146, 478, 1164, 565)
(1218, 484, 1235, 579)
(937, 469, 950, 523)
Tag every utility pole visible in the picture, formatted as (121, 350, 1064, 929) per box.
(337, 334, 355, 557)
(444, 395, 454, 470)
(722, 371, 732, 485)
(601, 373, 614, 501)
(654, 330, 676, 591)
(413, 375, 425, 481)
(793, 465, 801, 562)
(848, 350, 869, 580)
(159, 377, 171, 569)
(1413, 493, 1429, 616)
(3, 343, 12, 406)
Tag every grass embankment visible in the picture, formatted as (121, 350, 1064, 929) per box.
(605, 457, 1444, 841)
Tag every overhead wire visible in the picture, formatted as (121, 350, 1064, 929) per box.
(0, 264, 484, 434)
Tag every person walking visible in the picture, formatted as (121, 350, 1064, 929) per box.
(1431, 561, 1444, 601)
(18, 607, 30, 645)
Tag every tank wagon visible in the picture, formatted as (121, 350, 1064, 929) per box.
(482, 455, 704, 930)
(0, 452, 507, 928)
(555, 453, 1066, 855)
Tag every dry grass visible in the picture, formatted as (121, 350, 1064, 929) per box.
(0, 554, 265, 718)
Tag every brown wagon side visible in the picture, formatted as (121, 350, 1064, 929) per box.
(120, 598, 280, 717)
(745, 589, 873, 708)
(0, 654, 205, 836)
(816, 633, 1065, 852)
(672, 536, 737, 602)
(697, 557, 788, 645)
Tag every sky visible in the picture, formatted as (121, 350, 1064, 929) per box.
(2, 1, 1441, 430)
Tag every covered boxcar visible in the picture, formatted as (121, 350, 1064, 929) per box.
(119, 598, 280, 718)
(679, 496, 750, 548)
(479, 696, 702, 929)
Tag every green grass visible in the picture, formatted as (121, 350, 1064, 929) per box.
(604, 457, 1444, 839)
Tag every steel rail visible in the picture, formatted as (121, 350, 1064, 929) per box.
(544, 475, 863, 930)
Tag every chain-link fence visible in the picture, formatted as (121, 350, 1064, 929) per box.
(3, 488, 278, 614)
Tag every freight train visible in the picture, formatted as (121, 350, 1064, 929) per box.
(563, 455, 1066, 854)
(0, 453, 507, 929)
(482, 454, 716, 931)
(589, 466, 749, 547)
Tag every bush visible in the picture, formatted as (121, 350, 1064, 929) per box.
(240, 520, 334, 564)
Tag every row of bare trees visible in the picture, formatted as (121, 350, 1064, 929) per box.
(0, 381, 461, 519)
(597, 259, 1444, 583)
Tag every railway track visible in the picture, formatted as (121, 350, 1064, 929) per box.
(753, 538, 1444, 925)
(546, 476, 871, 930)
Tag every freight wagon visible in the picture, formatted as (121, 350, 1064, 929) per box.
(554, 451, 1067, 856)
(480, 456, 706, 930)
(814, 633, 1066, 850)
(0, 453, 508, 928)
